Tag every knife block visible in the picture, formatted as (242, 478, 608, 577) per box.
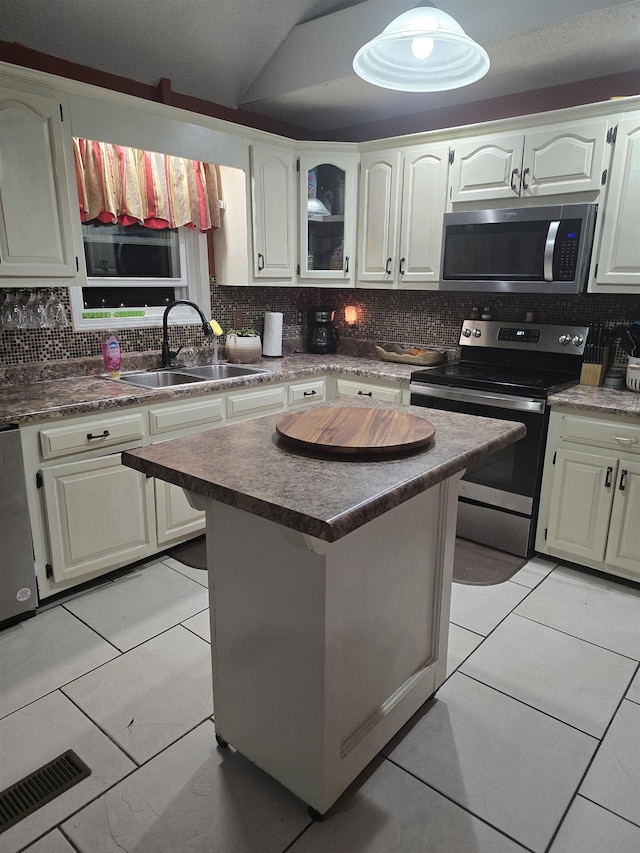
(580, 345, 609, 386)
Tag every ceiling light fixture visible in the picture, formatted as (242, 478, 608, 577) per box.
(353, 1, 490, 92)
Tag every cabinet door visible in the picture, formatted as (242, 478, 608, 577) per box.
(357, 150, 402, 286)
(299, 152, 358, 284)
(522, 118, 610, 197)
(399, 144, 449, 288)
(250, 144, 295, 279)
(594, 114, 640, 291)
(155, 480, 205, 546)
(545, 449, 616, 563)
(606, 459, 640, 578)
(41, 453, 155, 583)
(0, 84, 80, 282)
(449, 132, 524, 202)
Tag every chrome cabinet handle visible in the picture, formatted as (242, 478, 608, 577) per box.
(522, 167, 530, 190)
(399, 257, 406, 275)
(257, 253, 264, 271)
(87, 430, 110, 440)
(510, 168, 520, 192)
(605, 466, 613, 488)
(619, 469, 628, 491)
(385, 257, 392, 275)
(344, 256, 350, 274)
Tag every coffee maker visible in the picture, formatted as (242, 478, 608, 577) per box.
(308, 307, 339, 354)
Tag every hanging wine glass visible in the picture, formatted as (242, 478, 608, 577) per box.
(1, 291, 22, 331)
(15, 291, 28, 330)
(45, 290, 70, 328)
(25, 290, 48, 329)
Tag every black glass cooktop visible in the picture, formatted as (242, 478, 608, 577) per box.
(411, 363, 579, 398)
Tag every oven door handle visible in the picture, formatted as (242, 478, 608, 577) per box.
(409, 382, 546, 414)
(544, 220, 560, 281)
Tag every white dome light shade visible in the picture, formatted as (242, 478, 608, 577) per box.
(353, 3, 490, 92)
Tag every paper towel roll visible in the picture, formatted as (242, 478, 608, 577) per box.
(262, 311, 283, 357)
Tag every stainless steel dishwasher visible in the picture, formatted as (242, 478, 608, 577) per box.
(0, 425, 38, 625)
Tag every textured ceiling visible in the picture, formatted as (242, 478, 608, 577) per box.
(1, 0, 639, 135)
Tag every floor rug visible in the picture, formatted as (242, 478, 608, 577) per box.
(453, 537, 527, 586)
(166, 535, 207, 570)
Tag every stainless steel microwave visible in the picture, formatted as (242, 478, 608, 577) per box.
(440, 203, 598, 294)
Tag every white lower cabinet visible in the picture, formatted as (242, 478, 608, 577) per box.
(22, 372, 410, 597)
(287, 378, 327, 407)
(40, 453, 155, 584)
(226, 385, 286, 420)
(155, 479, 205, 546)
(149, 395, 226, 546)
(536, 409, 640, 582)
(335, 376, 405, 404)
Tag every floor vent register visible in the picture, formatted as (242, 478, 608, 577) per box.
(0, 750, 91, 833)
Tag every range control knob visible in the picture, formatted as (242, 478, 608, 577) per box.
(462, 327, 472, 337)
(572, 335, 584, 346)
(558, 334, 571, 345)
(473, 328, 482, 338)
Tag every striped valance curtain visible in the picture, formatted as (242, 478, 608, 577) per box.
(73, 138, 221, 232)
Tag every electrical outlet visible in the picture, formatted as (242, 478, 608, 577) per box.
(233, 310, 243, 329)
(297, 310, 303, 325)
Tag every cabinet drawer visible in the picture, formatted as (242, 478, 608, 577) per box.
(226, 386, 286, 419)
(39, 413, 144, 460)
(336, 378, 403, 404)
(149, 397, 225, 435)
(288, 379, 326, 406)
(561, 415, 640, 453)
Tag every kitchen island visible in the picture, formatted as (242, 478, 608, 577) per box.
(125, 397, 524, 817)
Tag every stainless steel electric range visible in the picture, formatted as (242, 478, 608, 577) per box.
(410, 319, 589, 558)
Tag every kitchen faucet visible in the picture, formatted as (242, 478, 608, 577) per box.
(161, 300, 215, 368)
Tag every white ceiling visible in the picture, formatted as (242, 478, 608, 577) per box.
(1, 0, 639, 135)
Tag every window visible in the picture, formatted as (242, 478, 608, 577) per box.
(70, 138, 218, 332)
(70, 224, 209, 331)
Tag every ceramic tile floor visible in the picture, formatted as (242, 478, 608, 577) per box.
(1, 553, 639, 853)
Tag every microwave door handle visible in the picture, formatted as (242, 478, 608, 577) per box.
(544, 221, 560, 281)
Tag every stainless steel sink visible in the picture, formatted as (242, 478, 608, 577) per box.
(115, 371, 204, 389)
(113, 364, 271, 388)
(178, 364, 270, 380)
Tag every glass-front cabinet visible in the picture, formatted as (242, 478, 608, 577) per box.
(298, 152, 358, 285)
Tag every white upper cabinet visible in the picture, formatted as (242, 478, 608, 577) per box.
(298, 151, 358, 286)
(250, 143, 296, 280)
(0, 80, 82, 284)
(398, 145, 450, 288)
(449, 118, 611, 202)
(593, 113, 640, 292)
(356, 150, 402, 286)
(357, 144, 449, 289)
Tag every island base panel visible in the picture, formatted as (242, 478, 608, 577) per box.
(200, 478, 459, 815)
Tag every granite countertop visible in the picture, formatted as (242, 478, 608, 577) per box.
(122, 397, 526, 542)
(549, 384, 640, 418)
(0, 355, 416, 426)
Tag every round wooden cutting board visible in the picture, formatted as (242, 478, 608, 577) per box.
(275, 406, 436, 457)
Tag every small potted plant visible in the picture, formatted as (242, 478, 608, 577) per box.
(225, 328, 262, 363)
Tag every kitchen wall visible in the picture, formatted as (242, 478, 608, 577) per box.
(1, 284, 636, 372)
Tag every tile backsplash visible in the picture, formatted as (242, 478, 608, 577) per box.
(1, 285, 638, 372)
